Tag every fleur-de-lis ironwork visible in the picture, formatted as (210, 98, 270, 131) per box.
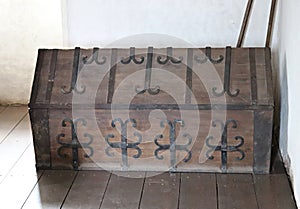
(154, 119, 192, 172)
(105, 118, 142, 168)
(121, 47, 144, 64)
(194, 47, 224, 64)
(56, 118, 94, 170)
(82, 47, 106, 65)
(211, 46, 240, 97)
(135, 47, 160, 95)
(61, 47, 86, 94)
(205, 119, 245, 173)
(157, 47, 182, 64)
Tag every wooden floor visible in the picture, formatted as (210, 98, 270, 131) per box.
(0, 105, 297, 209)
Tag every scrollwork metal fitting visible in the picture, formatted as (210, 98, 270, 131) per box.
(105, 118, 142, 168)
(82, 47, 106, 65)
(135, 47, 160, 95)
(194, 47, 224, 64)
(154, 119, 192, 172)
(157, 47, 182, 64)
(61, 47, 86, 94)
(211, 46, 240, 97)
(56, 118, 94, 170)
(121, 47, 144, 64)
(205, 119, 245, 173)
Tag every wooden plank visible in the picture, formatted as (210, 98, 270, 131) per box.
(265, 47, 274, 105)
(29, 49, 45, 105)
(100, 172, 144, 209)
(237, 0, 254, 47)
(265, 0, 277, 47)
(249, 48, 257, 104)
(0, 106, 28, 143)
(253, 110, 273, 173)
(140, 172, 180, 209)
(62, 171, 111, 209)
(29, 109, 51, 168)
(217, 174, 258, 209)
(254, 174, 297, 209)
(0, 105, 7, 114)
(22, 170, 77, 209)
(0, 144, 43, 209)
(179, 173, 217, 209)
(0, 115, 32, 183)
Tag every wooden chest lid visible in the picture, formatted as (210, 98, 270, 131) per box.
(29, 47, 273, 110)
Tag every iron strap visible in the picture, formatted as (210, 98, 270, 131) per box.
(249, 48, 258, 104)
(107, 48, 118, 104)
(45, 49, 58, 103)
(185, 48, 193, 104)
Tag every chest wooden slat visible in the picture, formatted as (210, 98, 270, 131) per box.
(29, 47, 274, 173)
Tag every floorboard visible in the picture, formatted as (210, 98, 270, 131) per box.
(100, 172, 144, 209)
(179, 173, 217, 209)
(254, 174, 297, 209)
(22, 170, 77, 209)
(217, 174, 258, 209)
(0, 144, 42, 209)
(0, 106, 7, 114)
(0, 106, 28, 143)
(140, 172, 180, 209)
(0, 115, 32, 183)
(62, 171, 111, 209)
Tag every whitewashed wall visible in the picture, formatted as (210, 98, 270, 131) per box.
(65, 0, 271, 47)
(0, 0, 63, 104)
(272, 0, 300, 206)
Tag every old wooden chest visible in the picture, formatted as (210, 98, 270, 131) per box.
(29, 46, 273, 173)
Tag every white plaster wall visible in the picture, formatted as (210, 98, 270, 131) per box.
(274, 0, 300, 206)
(65, 0, 271, 48)
(0, 0, 273, 103)
(0, 0, 63, 104)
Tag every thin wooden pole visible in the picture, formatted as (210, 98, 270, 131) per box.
(266, 0, 277, 47)
(237, 0, 254, 47)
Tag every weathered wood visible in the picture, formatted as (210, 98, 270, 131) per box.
(29, 47, 272, 107)
(265, 47, 274, 105)
(0, 144, 43, 209)
(0, 106, 27, 143)
(253, 110, 273, 173)
(22, 170, 77, 209)
(179, 173, 217, 209)
(100, 172, 144, 209)
(140, 172, 180, 209)
(0, 106, 296, 208)
(249, 48, 257, 104)
(29, 49, 45, 105)
(266, 0, 278, 47)
(0, 105, 7, 113)
(29, 47, 274, 173)
(62, 171, 111, 209)
(254, 174, 297, 209)
(0, 115, 32, 182)
(237, 0, 254, 47)
(29, 109, 51, 168)
(217, 174, 258, 209)
(45, 49, 58, 103)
